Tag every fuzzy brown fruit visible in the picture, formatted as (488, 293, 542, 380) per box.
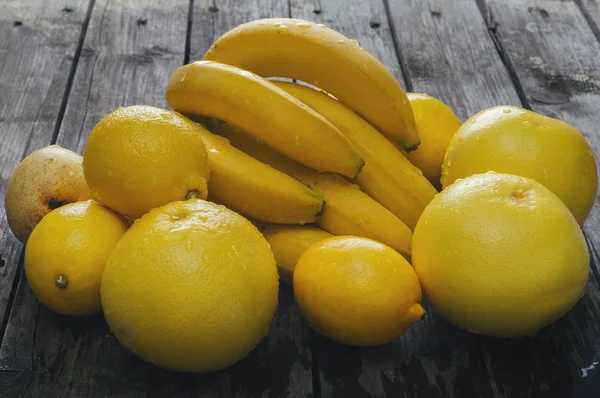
(5, 145, 91, 242)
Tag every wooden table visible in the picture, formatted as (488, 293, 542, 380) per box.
(1, 0, 600, 396)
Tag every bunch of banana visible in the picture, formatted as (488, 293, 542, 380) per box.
(216, 124, 413, 257)
(261, 225, 332, 284)
(165, 17, 436, 265)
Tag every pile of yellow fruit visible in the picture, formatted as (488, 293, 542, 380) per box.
(4, 18, 598, 372)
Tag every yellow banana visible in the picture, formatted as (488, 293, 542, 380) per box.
(166, 61, 364, 178)
(203, 18, 419, 149)
(217, 124, 413, 257)
(261, 225, 332, 284)
(184, 119, 324, 224)
(273, 81, 438, 229)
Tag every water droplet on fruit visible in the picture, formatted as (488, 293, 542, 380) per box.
(350, 39, 359, 45)
(503, 108, 512, 114)
(161, 112, 174, 120)
(278, 24, 289, 30)
(273, 22, 282, 28)
(166, 225, 191, 242)
(238, 70, 255, 79)
(297, 22, 312, 29)
(316, 23, 327, 28)
(337, 39, 345, 44)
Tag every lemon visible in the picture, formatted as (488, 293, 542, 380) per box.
(413, 172, 589, 338)
(442, 106, 597, 225)
(101, 199, 279, 373)
(293, 236, 425, 346)
(83, 105, 210, 219)
(25, 200, 128, 316)
(402, 93, 461, 186)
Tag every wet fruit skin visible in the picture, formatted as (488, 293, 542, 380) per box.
(293, 236, 425, 346)
(442, 105, 598, 225)
(413, 172, 589, 338)
(101, 199, 279, 373)
(25, 200, 127, 316)
(83, 105, 210, 219)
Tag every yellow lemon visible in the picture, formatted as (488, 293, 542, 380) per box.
(83, 105, 210, 219)
(101, 199, 279, 373)
(413, 172, 589, 338)
(402, 93, 462, 187)
(442, 106, 597, 225)
(293, 236, 425, 346)
(25, 200, 128, 316)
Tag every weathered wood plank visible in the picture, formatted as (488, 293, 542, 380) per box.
(483, 0, 600, 256)
(190, 0, 289, 62)
(0, 0, 91, 346)
(388, 0, 521, 121)
(476, 6, 600, 392)
(576, 0, 600, 44)
(149, 2, 315, 397)
(0, 1, 189, 396)
(298, 1, 600, 397)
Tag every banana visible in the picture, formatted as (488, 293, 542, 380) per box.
(273, 81, 438, 229)
(203, 18, 419, 149)
(184, 118, 324, 224)
(261, 225, 332, 284)
(166, 61, 364, 178)
(217, 124, 413, 257)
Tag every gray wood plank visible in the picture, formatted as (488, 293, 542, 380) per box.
(149, 2, 315, 397)
(0, 0, 188, 396)
(576, 0, 600, 44)
(478, 3, 600, 391)
(0, 0, 91, 351)
(190, 0, 289, 62)
(388, 0, 521, 121)
(302, 1, 600, 397)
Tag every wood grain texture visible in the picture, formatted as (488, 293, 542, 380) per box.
(483, 0, 600, 265)
(305, 1, 600, 397)
(0, 0, 188, 396)
(190, 0, 289, 62)
(0, 0, 90, 347)
(387, 0, 522, 121)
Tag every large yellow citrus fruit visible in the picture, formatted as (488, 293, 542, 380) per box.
(413, 172, 589, 338)
(101, 199, 279, 373)
(402, 93, 461, 186)
(25, 200, 128, 316)
(293, 236, 425, 346)
(83, 105, 210, 219)
(442, 106, 598, 225)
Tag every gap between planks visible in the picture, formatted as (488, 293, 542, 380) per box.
(0, 0, 97, 351)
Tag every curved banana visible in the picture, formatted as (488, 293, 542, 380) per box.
(203, 18, 419, 149)
(184, 119, 324, 224)
(274, 81, 437, 229)
(166, 61, 364, 178)
(217, 124, 413, 257)
(261, 225, 332, 284)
